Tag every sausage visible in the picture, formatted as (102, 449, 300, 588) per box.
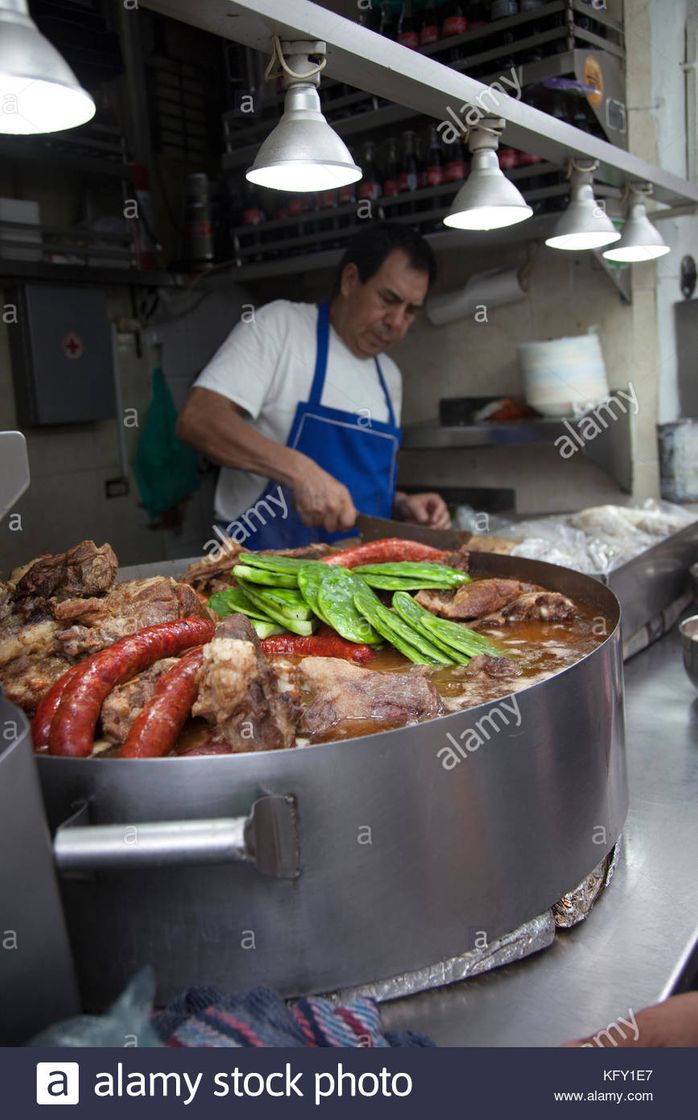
(261, 626, 377, 663)
(31, 665, 83, 747)
(119, 647, 204, 758)
(321, 538, 447, 568)
(48, 617, 215, 758)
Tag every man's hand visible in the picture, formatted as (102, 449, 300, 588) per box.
(564, 993, 698, 1048)
(394, 491, 451, 530)
(291, 459, 357, 534)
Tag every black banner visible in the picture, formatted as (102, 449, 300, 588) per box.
(2, 1046, 695, 1118)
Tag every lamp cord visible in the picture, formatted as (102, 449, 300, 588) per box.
(264, 35, 327, 82)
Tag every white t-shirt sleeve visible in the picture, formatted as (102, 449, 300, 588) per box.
(193, 301, 287, 421)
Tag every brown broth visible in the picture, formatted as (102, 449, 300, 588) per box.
(295, 598, 609, 743)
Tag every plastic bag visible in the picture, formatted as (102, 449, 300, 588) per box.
(27, 967, 162, 1047)
(133, 367, 200, 522)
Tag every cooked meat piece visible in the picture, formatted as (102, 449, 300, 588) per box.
(192, 613, 297, 752)
(474, 591, 578, 629)
(269, 543, 334, 559)
(100, 657, 179, 743)
(0, 619, 61, 667)
(466, 653, 521, 679)
(1, 653, 72, 715)
(0, 581, 14, 624)
(415, 578, 538, 621)
(51, 596, 112, 626)
(13, 541, 117, 615)
(56, 576, 212, 658)
(299, 657, 443, 740)
(440, 547, 471, 573)
(179, 543, 242, 595)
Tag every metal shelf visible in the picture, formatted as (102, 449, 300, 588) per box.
(205, 214, 564, 283)
(402, 407, 633, 492)
(143, 0, 698, 209)
(0, 259, 180, 288)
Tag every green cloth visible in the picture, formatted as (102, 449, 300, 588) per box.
(133, 367, 200, 521)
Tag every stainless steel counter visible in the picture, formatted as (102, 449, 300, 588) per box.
(381, 616, 698, 1046)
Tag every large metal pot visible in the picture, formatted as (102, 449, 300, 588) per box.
(37, 553, 627, 1009)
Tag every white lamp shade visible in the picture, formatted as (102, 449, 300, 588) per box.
(602, 199, 670, 262)
(546, 181, 621, 250)
(247, 83, 361, 192)
(0, 2, 95, 134)
(444, 148, 533, 230)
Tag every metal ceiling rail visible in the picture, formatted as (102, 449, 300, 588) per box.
(142, 0, 698, 209)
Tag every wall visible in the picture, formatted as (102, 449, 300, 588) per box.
(391, 238, 653, 514)
(644, 0, 698, 422)
(0, 283, 249, 575)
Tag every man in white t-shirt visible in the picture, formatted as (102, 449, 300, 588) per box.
(177, 222, 451, 548)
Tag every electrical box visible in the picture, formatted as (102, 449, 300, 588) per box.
(8, 284, 116, 426)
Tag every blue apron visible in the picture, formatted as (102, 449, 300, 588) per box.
(221, 302, 402, 549)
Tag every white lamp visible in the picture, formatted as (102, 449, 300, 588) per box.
(546, 160, 620, 251)
(603, 185, 670, 262)
(247, 38, 360, 193)
(0, 0, 95, 134)
(444, 117, 533, 230)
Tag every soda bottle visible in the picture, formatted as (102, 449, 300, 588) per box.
(358, 140, 382, 202)
(398, 130, 421, 215)
(443, 136, 466, 183)
(382, 136, 400, 199)
(442, 0, 468, 37)
(425, 125, 444, 187)
(397, 0, 420, 49)
(420, 0, 439, 46)
(379, 1, 398, 39)
(468, 1, 489, 31)
(489, 0, 519, 69)
(519, 0, 546, 63)
(357, 4, 380, 32)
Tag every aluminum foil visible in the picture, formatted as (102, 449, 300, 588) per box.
(325, 843, 623, 1005)
(552, 839, 622, 928)
(326, 911, 556, 1006)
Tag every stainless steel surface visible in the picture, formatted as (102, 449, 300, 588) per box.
(679, 614, 698, 689)
(54, 795, 300, 877)
(37, 553, 626, 1009)
(355, 512, 469, 550)
(605, 519, 698, 642)
(381, 617, 698, 1046)
(401, 413, 632, 493)
(0, 695, 80, 1043)
(0, 430, 29, 523)
(142, 0, 698, 208)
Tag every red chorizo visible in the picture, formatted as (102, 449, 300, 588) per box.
(31, 665, 82, 747)
(321, 538, 447, 568)
(119, 646, 203, 758)
(48, 618, 215, 758)
(260, 627, 376, 663)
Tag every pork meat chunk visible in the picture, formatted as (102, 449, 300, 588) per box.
(13, 541, 117, 616)
(100, 657, 179, 743)
(474, 591, 578, 629)
(192, 613, 297, 751)
(56, 576, 211, 658)
(299, 656, 443, 740)
(415, 578, 538, 621)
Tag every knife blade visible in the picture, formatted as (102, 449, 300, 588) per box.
(355, 513, 471, 551)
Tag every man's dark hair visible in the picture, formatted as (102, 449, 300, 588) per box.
(333, 222, 437, 294)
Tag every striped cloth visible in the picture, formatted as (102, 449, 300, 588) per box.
(152, 986, 433, 1048)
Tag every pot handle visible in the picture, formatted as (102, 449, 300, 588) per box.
(53, 795, 299, 879)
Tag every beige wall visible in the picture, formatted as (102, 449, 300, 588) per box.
(0, 285, 247, 575)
